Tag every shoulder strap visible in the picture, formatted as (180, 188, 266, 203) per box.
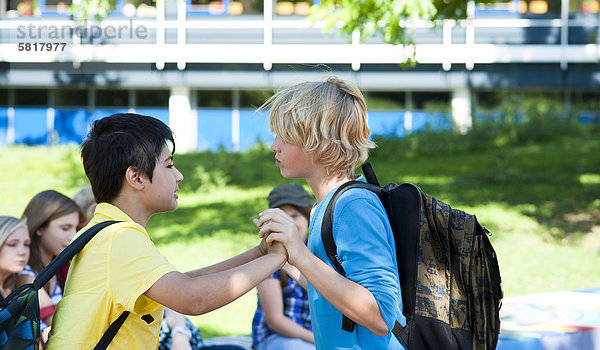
(34, 220, 121, 290)
(94, 311, 130, 350)
(320, 180, 383, 334)
(361, 162, 380, 187)
(321, 181, 382, 276)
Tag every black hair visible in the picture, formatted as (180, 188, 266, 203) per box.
(81, 113, 175, 203)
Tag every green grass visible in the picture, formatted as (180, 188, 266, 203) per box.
(1, 133, 599, 338)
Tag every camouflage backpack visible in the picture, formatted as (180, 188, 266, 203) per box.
(0, 220, 126, 350)
(321, 163, 503, 349)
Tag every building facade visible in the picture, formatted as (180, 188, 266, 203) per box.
(1, 0, 599, 151)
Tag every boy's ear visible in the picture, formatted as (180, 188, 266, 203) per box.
(124, 166, 146, 191)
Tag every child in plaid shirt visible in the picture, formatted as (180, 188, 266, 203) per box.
(251, 184, 315, 350)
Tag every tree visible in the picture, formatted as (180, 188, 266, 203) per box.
(310, 0, 473, 46)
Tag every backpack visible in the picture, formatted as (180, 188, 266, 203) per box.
(321, 163, 503, 350)
(0, 220, 128, 350)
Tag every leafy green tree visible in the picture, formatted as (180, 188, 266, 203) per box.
(310, 0, 476, 46)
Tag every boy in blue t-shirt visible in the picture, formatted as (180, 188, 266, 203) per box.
(255, 77, 407, 349)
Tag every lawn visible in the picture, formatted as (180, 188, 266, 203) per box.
(1, 132, 599, 338)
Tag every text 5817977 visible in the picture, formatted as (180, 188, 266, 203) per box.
(18, 43, 66, 51)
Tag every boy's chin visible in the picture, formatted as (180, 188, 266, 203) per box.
(159, 201, 179, 212)
(280, 169, 300, 179)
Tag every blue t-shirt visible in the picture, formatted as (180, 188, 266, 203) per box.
(307, 182, 407, 349)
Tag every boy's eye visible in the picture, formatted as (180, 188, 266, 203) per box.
(167, 164, 174, 168)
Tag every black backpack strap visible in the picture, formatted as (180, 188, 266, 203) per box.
(321, 181, 382, 275)
(0, 283, 33, 307)
(392, 320, 408, 346)
(361, 162, 380, 187)
(34, 220, 121, 290)
(321, 180, 383, 334)
(94, 311, 130, 350)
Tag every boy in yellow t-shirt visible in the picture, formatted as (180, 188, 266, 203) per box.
(46, 113, 286, 349)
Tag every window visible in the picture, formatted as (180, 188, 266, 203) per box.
(197, 90, 232, 108)
(412, 92, 450, 112)
(476, 0, 519, 14)
(96, 89, 129, 107)
(14, 89, 47, 107)
(8, 0, 33, 16)
(240, 90, 272, 108)
(55, 89, 88, 107)
(121, 0, 156, 17)
(475, 90, 503, 112)
(137, 90, 169, 107)
(275, 0, 311, 16)
(189, 0, 227, 14)
(43, 0, 71, 14)
(231, 0, 262, 14)
(0, 89, 8, 107)
(578, 0, 600, 14)
(366, 91, 405, 110)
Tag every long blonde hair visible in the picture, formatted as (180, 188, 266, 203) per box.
(0, 216, 28, 249)
(0, 216, 28, 297)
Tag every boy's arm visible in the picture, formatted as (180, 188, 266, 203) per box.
(280, 263, 307, 290)
(284, 244, 389, 337)
(257, 208, 390, 337)
(184, 243, 265, 278)
(145, 245, 286, 316)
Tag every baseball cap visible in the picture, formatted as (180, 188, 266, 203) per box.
(268, 183, 313, 209)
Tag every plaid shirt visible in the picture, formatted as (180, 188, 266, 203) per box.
(251, 270, 312, 347)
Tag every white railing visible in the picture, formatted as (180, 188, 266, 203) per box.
(0, 5, 598, 70)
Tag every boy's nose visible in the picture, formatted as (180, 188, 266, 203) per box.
(270, 137, 281, 152)
(176, 168, 184, 183)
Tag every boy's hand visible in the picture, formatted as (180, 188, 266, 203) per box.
(255, 208, 308, 266)
(268, 241, 288, 259)
(258, 236, 268, 255)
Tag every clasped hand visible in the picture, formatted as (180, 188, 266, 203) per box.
(254, 208, 307, 266)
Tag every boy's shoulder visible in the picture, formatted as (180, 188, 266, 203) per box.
(336, 186, 382, 209)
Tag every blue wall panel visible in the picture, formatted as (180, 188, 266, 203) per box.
(197, 109, 232, 151)
(368, 111, 405, 137)
(411, 111, 452, 131)
(14, 108, 47, 145)
(136, 109, 169, 125)
(90, 109, 130, 123)
(55, 109, 89, 144)
(239, 110, 273, 150)
(0, 108, 7, 145)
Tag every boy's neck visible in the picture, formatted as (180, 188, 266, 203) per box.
(110, 195, 151, 228)
(307, 172, 352, 204)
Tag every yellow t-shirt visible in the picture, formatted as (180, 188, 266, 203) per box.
(46, 203, 177, 349)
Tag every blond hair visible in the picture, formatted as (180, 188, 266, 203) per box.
(0, 216, 28, 247)
(267, 76, 375, 179)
